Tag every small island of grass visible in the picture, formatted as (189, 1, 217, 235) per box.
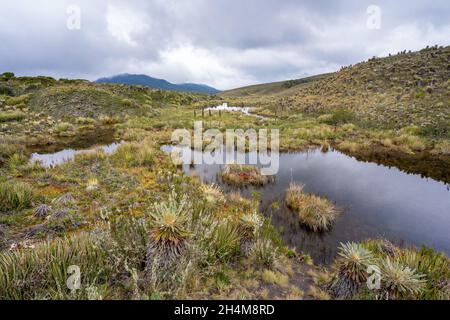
(286, 183, 340, 232)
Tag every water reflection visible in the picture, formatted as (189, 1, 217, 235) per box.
(204, 103, 266, 119)
(31, 141, 122, 167)
(163, 145, 450, 264)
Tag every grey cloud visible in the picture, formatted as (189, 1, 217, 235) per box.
(0, 0, 449, 89)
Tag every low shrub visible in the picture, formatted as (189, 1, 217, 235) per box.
(55, 122, 73, 133)
(6, 94, 31, 106)
(0, 111, 26, 123)
(0, 85, 13, 96)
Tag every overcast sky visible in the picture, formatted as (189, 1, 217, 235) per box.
(1, 0, 449, 90)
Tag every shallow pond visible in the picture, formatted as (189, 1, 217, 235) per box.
(31, 141, 123, 167)
(162, 145, 450, 264)
(205, 103, 266, 119)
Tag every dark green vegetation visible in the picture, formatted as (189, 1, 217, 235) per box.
(96, 74, 220, 94)
(0, 46, 449, 300)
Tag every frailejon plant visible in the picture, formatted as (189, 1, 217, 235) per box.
(381, 258, 426, 299)
(398, 246, 450, 299)
(33, 204, 52, 219)
(146, 194, 191, 272)
(200, 183, 225, 205)
(238, 211, 264, 256)
(239, 212, 263, 238)
(337, 242, 374, 283)
(328, 242, 374, 299)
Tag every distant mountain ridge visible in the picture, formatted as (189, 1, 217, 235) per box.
(96, 74, 220, 94)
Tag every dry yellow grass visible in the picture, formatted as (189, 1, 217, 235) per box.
(286, 183, 339, 232)
(261, 269, 289, 287)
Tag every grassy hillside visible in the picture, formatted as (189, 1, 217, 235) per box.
(222, 45, 450, 136)
(220, 74, 331, 98)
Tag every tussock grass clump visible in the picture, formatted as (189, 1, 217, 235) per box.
(0, 110, 26, 122)
(394, 246, 449, 300)
(0, 233, 109, 299)
(337, 141, 359, 153)
(0, 181, 35, 212)
(7, 153, 28, 171)
(285, 183, 339, 232)
(99, 115, 120, 125)
(75, 117, 96, 125)
(227, 192, 253, 211)
(74, 150, 107, 164)
(112, 142, 154, 168)
(52, 193, 75, 206)
(220, 164, 272, 186)
(431, 140, 450, 155)
(6, 94, 30, 106)
(261, 269, 289, 287)
(54, 122, 73, 133)
(0, 143, 23, 160)
(393, 134, 427, 152)
(250, 238, 279, 268)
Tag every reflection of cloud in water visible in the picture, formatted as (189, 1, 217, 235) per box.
(162, 145, 450, 264)
(30, 141, 123, 168)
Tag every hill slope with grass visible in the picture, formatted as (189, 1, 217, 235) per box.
(0, 75, 207, 120)
(222, 45, 450, 136)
